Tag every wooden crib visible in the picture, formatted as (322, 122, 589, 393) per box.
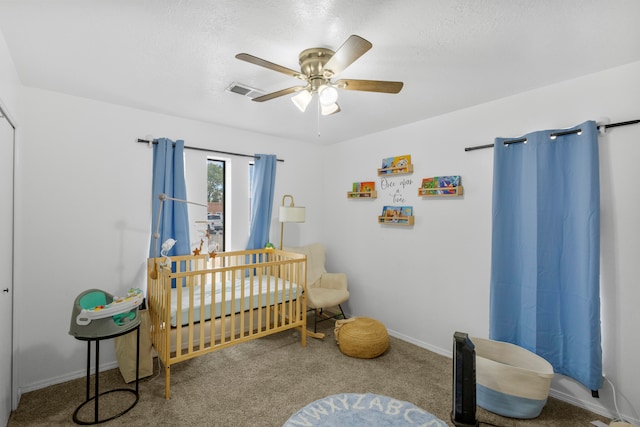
(147, 248, 307, 399)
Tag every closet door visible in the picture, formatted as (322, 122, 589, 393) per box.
(0, 112, 14, 425)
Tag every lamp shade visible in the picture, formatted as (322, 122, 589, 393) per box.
(291, 90, 313, 112)
(321, 102, 340, 116)
(279, 206, 306, 223)
(318, 85, 338, 106)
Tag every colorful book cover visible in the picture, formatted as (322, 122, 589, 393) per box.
(421, 175, 460, 194)
(380, 157, 394, 173)
(392, 155, 411, 173)
(381, 205, 413, 223)
(381, 206, 400, 221)
(421, 177, 437, 189)
(380, 155, 411, 174)
(359, 181, 375, 192)
(400, 206, 413, 217)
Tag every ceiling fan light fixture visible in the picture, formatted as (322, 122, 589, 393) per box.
(318, 85, 338, 106)
(291, 89, 313, 112)
(321, 102, 340, 116)
(235, 35, 403, 116)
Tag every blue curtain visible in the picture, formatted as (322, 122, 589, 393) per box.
(246, 154, 277, 250)
(149, 138, 191, 258)
(490, 120, 602, 391)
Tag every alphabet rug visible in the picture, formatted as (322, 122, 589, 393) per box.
(283, 393, 447, 426)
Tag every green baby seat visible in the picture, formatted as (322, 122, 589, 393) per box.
(69, 288, 142, 339)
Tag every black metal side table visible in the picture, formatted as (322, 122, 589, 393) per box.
(72, 318, 141, 425)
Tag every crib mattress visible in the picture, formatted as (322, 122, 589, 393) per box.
(170, 276, 298, 327)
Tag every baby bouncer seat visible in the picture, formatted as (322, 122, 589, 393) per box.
(69, 288, 143, 339)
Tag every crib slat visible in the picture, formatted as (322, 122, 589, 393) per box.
(187, 276, 194, 353)
(198, 271, 206, 349)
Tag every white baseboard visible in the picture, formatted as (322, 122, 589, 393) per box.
(548, 388, 639, 426)
(387, 328, 451, 358)
(17, 360, 119, 401)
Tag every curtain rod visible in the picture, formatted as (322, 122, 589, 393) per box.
(464, 119, 640, 152)
(136, 138, 284, 162)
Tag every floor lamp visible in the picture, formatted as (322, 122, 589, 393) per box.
(279, 194, 305, 250)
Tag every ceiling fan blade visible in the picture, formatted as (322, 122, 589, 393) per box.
(323, 35, 372, 77)
(335, 79, 404, 94)
(252, 86, 305, 102)
(236, 53, 303, 79)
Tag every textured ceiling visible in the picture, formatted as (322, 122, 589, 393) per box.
(1, 0, 639, 144)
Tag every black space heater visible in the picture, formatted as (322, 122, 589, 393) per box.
(451, 331, 479, 427)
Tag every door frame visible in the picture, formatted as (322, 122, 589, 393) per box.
(0, 101, 16, 418)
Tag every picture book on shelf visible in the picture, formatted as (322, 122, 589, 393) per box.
(421, 175, 461, 194)
(350, 181, 375, 197)
(380, 155, 411, 174)
(352, 181, 375, 192)
(360, 181, 375, 192)
(381, 205, 413, 223)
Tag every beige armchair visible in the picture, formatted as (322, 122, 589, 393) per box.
(285, 243, 349, 338)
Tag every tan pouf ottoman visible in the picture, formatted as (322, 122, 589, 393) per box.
(335, 317, 389, 358)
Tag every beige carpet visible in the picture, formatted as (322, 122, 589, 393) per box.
(8, 317, 611, 426)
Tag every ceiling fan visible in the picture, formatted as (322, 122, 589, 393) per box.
(235, 35, 403, 116)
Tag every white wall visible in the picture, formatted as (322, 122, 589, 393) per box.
(12, 87, 325, 394)
(323, 61, 640, 422)
(0, 29, 19, 120)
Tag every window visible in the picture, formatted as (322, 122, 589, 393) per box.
(207, 159, 225, 251)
